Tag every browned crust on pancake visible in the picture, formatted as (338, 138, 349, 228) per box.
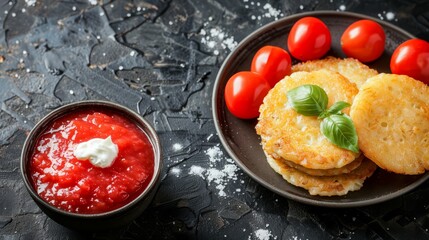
(350, 73, 429, 175)
(291, 56, 378, 89)
(266, 152, 377, 196)
(256, 70, 359, 169)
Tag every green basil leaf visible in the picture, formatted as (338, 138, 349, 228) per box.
(287, 84, 328, 116)
(327, 101, 350, 115)
(318, 101, 351, 119)
(320, 114, 359, 153)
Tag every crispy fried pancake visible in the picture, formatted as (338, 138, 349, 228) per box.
(266, 151, 377, 196)
(291, 57, 378, 89)
(281, 154, 363, 176)
(256, 70, 359, 170)
(350, 74, 429, 175)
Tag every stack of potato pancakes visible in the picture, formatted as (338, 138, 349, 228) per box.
(256, 57, 429, 196)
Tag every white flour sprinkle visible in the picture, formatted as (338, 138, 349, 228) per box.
(88, 0, 97, 5)
(262, 3, 282, 20)
(189, 165, 205, 178)
(338, 5, 346, 11)
(170, 167, 181, 177)
(188, 146, 239, 197)
(199, 27, 238, 53)
(378, 11, 396, 21)
(25, 0, 37, 6)
(246, 2, 284, 21)
(172, 143, 183, 151)
(254, 229, 273, 240)
(386, 12, 395, 20)
(205, 145, 224, 164)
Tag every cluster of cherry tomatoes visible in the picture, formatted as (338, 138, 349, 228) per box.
(225, 16, 429, 119)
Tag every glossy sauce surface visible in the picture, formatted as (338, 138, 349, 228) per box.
(30, 109, 154, 214)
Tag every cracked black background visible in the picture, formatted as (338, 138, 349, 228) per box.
(0, 0, 429, 239)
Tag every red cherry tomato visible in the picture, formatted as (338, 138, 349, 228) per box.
(251, 46, 292, 87)
(287, 17, 332, 61)
(390, 39, 429, 84)
(224, 71, 271, 119)
(341, 20, 386, 62)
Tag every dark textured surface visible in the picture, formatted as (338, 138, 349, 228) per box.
(0, 0, 429, 239)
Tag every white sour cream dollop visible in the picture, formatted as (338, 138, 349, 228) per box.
(73, 136, 118, 168)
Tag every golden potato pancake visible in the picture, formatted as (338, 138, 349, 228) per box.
(350, 73, 429, 175)
(266, 152, 377, 196)
(256, 70, 359, 170)
(291, 56, 378, 89)
(281, 154, 364, 176)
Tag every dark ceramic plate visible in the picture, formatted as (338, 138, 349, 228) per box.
(212, 11, 429, 207)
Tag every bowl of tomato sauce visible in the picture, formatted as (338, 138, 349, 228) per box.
(20, 100, 162, 231)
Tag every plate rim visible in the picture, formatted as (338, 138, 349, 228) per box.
(212, 10, 429, 208)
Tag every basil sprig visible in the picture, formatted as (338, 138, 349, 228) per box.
(287, 84, 359, 153)
(287, 85, 328, 116)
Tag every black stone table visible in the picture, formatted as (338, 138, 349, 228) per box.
(1, 0, 429, 239)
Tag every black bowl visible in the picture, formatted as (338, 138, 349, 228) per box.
(20, 100, 162, 231)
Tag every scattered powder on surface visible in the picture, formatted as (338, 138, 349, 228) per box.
(172, 143, 183, 152)
(250, 3, 284, 21)
(386, 12, 395, 20)
(188, 145, 239, 197)
(378, 11, 397, 21)
(262, 3, 283, 20)
(25, 0, 37, 6)
(189, 165, 205, 178)
(199, 25, 238, 55)
(254, 229, 273, 240)
(205, 145, 224, 165)
(205, 163, 238, 197)
(88, 0, 97, 5)
(171, 167, 181, 177)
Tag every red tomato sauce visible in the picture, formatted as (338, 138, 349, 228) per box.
(29, 109, 154, 214)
